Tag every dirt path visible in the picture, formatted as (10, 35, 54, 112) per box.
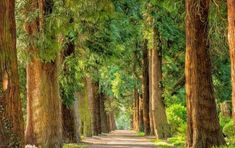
(82, 130, 156, 148)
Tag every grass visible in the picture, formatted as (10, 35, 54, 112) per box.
(152, 139, 175, 148)
(137, 132, 145, 137)
(151, 135, 185, 148)
(63, 144, 87, 148)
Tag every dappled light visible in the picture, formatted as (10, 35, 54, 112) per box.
(0, 0, 235, 148)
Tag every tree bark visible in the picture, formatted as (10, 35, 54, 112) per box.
(148, 48, 154, 135)
(62, 95, 80, 143)
(108, 111, 116, 131)
(138, 94, 144, 132)
(133, 89, 140, 131)
(227, 0, 235, 126)
(92, 81, 102, 135)
(185, 0, 225, 147)
(0, 0, 24, 146)
(142, 39, 151, 135)
(100, 93, 109, 133)
(24, 0, 62, 147)
(151, 25, 169, 139)
(85, 77, 94, 136)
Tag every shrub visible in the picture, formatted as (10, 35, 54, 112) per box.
(166, 104, 186, 136)
(223, 120, 235, 138)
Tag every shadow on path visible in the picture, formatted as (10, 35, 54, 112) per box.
(82, 130, 157, 148)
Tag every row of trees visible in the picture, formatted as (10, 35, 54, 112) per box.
(0, 0, 235, 148)
(131, 0, 235, 147)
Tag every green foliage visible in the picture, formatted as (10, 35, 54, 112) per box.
(166, 104, 186, 136)
(116, 105, 132, 130)
(167, 135, 185, 147)
(223, 120, 235, 138)
(137, 132, 145, 137)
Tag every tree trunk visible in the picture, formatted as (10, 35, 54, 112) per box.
(25, 0, 62, 147)
(108, 111, 116, 131)
(185, 0, 225, 147)
(142, 39, 151, 135)
(138, 94, 144, 132)
(85, 77, 94, 136)
(148, 48, 154, 135)
(227, 0, 235, 126)
(0, 0, 24, 146)
(62, 95, 80, 143)
(25, 57, 62, 147)
(100, 93, 109, 133)
(92, 81, 101, 135)
(151, 26, 169, 139)
(134, 89, 140, 131)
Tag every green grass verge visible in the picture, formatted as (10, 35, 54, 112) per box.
(137, 132, 145, 137)
(63, 144, 87, 148)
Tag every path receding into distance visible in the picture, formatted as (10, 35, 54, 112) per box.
(82, 130, 157, 148)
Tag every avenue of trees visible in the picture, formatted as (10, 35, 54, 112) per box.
(0, 0, 235, 148)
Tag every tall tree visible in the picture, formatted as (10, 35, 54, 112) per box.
(24, 0, 62, 147)
(0, 0, 24, 146)
(151, 25, 169, 139)
(185, 0, 225, 147)
(142, 39, 151, 135)
(227, 0, 235, 125)
(92, 81, 102, 135)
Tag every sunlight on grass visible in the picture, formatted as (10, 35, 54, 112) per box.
(137, 132, 145, 137)
(63, 144, 87, 148)
(152, 139, 175, 148)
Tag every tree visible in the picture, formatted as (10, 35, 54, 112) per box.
(227, 0, 235, 125)
(24, 0, 62, 147)
(142, 39, 151, 135)
(0, 0, 24, 147)
(185, 0, 225, 147)
(151, 25, 169, 139)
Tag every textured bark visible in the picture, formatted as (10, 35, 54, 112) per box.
(185, 0, 225, 147)
(100, 93, 109, 133)
(108, 112, 116, 131)
(25, 57, 62, 147)
(142, 39, 151, 135)
(133, 89, 140, 131)
(0, 0, 24, 146)
(138, 95, 144, 132)
(25, 0, 62, 147)
(151, 26, 169, 139)
(62, 96, 80, 143)
(148, 49, 154, 135)
(227, 0, 235, 125)
(85, 77, 94, 136)
(92, 81, 101, 135)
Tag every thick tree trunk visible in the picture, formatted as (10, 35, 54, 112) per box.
(25, 0, 62, 147)
(62, 96, 80, 143)
(85, 77, 94, 136)
(185, 0, 225, 147)
(0, 0, 24, 146)
(25, 57, 62, 147)
(151, 26, 169, 139)
(148, 49, 154, 135)
(100, 93, 109, 133)
(227, 0, 235, 125)
(92, 81, 102, 135)
(142, 39, 151, 135)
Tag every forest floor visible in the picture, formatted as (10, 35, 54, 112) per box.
(82, 130, 157, 148)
